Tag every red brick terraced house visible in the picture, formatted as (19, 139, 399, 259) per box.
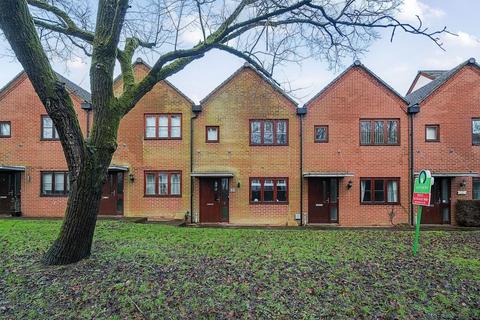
(0, 71, 91, 217)
(406, 58, 480, 225)
(191, 64, 301, 225)
(1, 57, 479, 226)
(302, 61, 410, 226)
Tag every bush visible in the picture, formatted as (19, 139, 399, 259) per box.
(456, 200, 480, 227)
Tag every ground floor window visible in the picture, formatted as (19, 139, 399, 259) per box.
(144, 171, 181, 197)
(41, 171, 69, 196)
(360, 178, 399, 204)
(250, 177, 288, 204)
(473, 178, 480, 200)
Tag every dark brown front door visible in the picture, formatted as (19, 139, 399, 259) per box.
(200, 178, 229, 223)
(99, 172, 124, 215)
(422, 178, 450, 224)
(308, 178, 339, 223)
(0, 172, 20, 215)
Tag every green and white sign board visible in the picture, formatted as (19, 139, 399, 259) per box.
(412, 170, 434, 256)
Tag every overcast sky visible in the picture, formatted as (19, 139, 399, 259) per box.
(0, 0, 479, 105)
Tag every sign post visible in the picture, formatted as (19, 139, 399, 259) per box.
(412, 170, 434, 256)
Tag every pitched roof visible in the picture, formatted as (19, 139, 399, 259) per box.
(114, 57, 195, 106)
(304, 60, 408, 107)
(0, 70, 91, 103)
(405, 58, 479, 105)
(200, 62, 298, 106)
(419, 70, 448, 80)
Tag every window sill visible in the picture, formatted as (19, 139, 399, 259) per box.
(144, 137, 182, 141)
(249, 201, 289, 205)
(144, 195, 182, 198)
(40, 194, 68, 197)
(360, 202, 400, 205)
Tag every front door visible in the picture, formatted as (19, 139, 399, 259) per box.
(0, 172, 20, 214)
(200, 178, 229, 223)
(422, 178, 450, 224)
(308, 178, 339, 223)
(99, 172, 124, 215)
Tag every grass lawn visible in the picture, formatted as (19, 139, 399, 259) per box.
(0, 220, 479, 319)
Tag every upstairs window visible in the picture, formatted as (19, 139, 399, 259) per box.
(41, 116, 60, 140)
(144, 171, 181, 197)
(250, 177, 288, 204)
(0, 121, 11, 137)
(145, 114, 182, 139)
(314, 125, 328, 143)
(360, 119, 399, 145)
(41, 171, 70, 196)
(425, 125, 440, 142)
(206, 126, 219, 143)
(473, 118, 480, 145)
(250, 120, 288, 146)
(361, 178, 399, 204)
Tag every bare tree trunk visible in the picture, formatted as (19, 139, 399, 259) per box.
(43, 155, 113, 264)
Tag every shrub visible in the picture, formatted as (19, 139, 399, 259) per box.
(456, 200, 480, 227)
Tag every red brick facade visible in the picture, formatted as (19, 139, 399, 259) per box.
(1, 59, 478, 226)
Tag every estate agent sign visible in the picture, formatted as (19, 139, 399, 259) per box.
(412, 170, 434, 256)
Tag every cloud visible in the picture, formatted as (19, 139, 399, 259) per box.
(444, 31, 480, 48)
(397, 0, 446, 23)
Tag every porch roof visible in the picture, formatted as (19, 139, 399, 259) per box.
(191, 172, 234, 177)
(108, 165, 129, 172)
(0, 165, 26, 172)
(414, 172, 480, 178)
(303, 172, 354, 178)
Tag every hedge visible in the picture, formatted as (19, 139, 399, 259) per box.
(456, 200, 480, 227)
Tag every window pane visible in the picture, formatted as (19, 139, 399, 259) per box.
(473, 179, 480, 200)
(251, 121, 261, 144)
(43, 117, 53, 139)
(426, 126, 438, 141)
(0, 123, 10, 136)
(207, 127, 218, 141)
(54, 173, 65, 194)
(263, 121, 274, 144)
(54, 127, 60, 139)
(251, 179, 261, 202)
(387, 121, 398, 144)
(264, 179, 274, 201)
(361, 180, 371, 202)
(360, 121, 371, 144)
(374, 180, 385, 202)
(387, 180, 398, 203)
(473, 120, 480, 145)
(315, 127, 327, 142)
(276, 121, 287, 144)
(374, 121, 384, 144)
(146, 174, 156, 195)
(159, 173, 168, 195)
(170, 174, 181, 195)
(276, 179, 287, 202)
(146, 116, 156, 138)
(42, 173, 53, 194)
(170, 115, 181, 138)
(158, 116, 169, 138)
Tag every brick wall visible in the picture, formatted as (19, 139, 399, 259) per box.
(413, 65, 480, 224)
(303, 66, 410, 226)
(0, 73, 88, 217)
(192, 66, 301, 225)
